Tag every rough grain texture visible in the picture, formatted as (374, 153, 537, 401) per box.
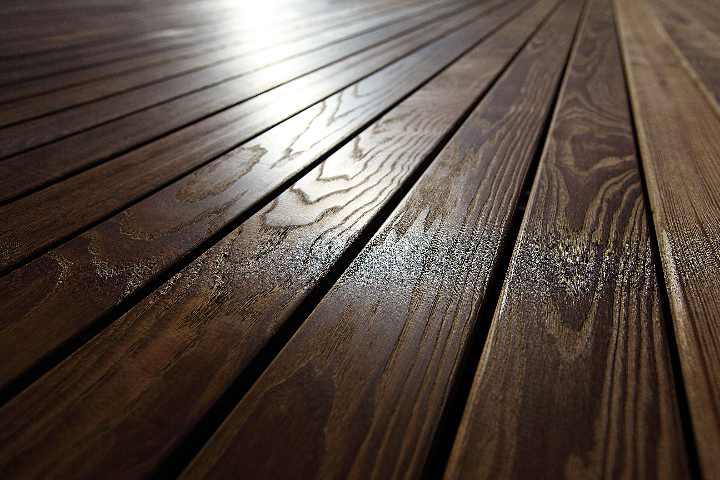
(616, 0, 720, 475)
(444, 0, 690, 477)
(0, 1, 561, 477)
(178, 1, 582, 478)
(0, 0, 533, 391)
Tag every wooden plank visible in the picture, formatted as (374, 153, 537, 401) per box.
(673, 0, 720, 39)
(0, 0, 518, 273)
(0, 0, 453, 125)
(0, 0, 442, 103)
(0, 0, 471, 157)
(0, 0, 562, 477)
(648, 0, 720, 113)
(615, 0, 720, 476)
(0, 0, 370, 76)
(177, 1, 583, 479)
(443, 0, 690, 477)
(0, 0, 534, 406)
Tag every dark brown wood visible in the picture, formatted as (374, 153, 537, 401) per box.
(0, 1, 561, 477)
(443, 0, 690, 477)
(0, 0, 426, 98)
(0, 0, 534, 392)
(0, 0, 474, 158)
(0, 0, 389, 82)
(616, 0, 720, 476)
(176, 1, 583, 478)
(0, 0, 461, 127)
(0, 0, 521, 273)
(648, 0, 720, 112)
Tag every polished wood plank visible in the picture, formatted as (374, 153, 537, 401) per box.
(0, 0, 459, 127)
(615, 0, 720, 475)
(443, 0, 690, 477)
(0, 0, 512, 273)
(0, 0, 421, 95)
(648, 0, 720, 112)
(0, 1, 560, 477)
(0, 0, 533, 392)
(0, 0, 473, 158)
(177, 1, 583, 478)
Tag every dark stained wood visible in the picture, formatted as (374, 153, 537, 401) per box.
(443, 0, 690, 477)
(0, 0, 522, 273)
(615, 0, 720, 476)
(0, 0, 535, 392)
(0, 1, 447, 119)
(0, 1, 562, 477)
(0, 0, 464, 127)
(648, 0, 720, 112)
(0, 0, 387, 81)
(176, 1, 584, 478)
(0, 0, 425, 97)
(1, 0, 714, 477)
(0, 0, 476, 158)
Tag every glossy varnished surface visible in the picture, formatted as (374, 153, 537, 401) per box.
(1, 0, 718, 478)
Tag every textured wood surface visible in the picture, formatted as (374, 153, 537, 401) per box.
(0, 0, 454, 126)
(1, 0, 714, 477)
(0, 0, 472, 152)
(615, 0, 720, 476)
(444, 0, 690, 477)
(0, 0, 532, 391)
(0, 1, 560, 477)
(648, 0, 720, 112)
(178, 1, 583, 478)
(0, 0, 507, 269)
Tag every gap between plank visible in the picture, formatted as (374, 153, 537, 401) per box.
(147, 31, 539, 480)
(0, 2, 531, 408)
(612, 2, 702, 477)
(417, 0, 590, 476)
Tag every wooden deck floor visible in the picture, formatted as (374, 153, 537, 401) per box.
(1, 0, 719, 478)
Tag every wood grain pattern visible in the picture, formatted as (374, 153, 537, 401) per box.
(0, 0, 520, 272)
(0, 0, 425, 98)
(0, 1, 561, 476)
(615, 0, 720, 476)
(0, 0, 478, 160)
(177, 1, 582, 478)
(0, 0, 393, 85)
(0, 0, 448, 126)
(0, 0, 533, 392)
(443, 0, 690, 477)
(648, 0, 720, 113)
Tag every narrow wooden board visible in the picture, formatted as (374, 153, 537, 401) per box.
(647, 0, 720, 113)
(0, 0, 385, 83)
(0, 0, 472, 157)
(0, 0, 518, 273)
(0, 0, 562, 477)
(0, 1, 504, 209)
(443, 0, 690, 477)
(177, 2, 583, 479)
(615, 0, 720, 476)
(0, 0, 457, 126)
(672, 0, 720, 38)
(0, 0, 535, 411)
(0, 0, 421, 98)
